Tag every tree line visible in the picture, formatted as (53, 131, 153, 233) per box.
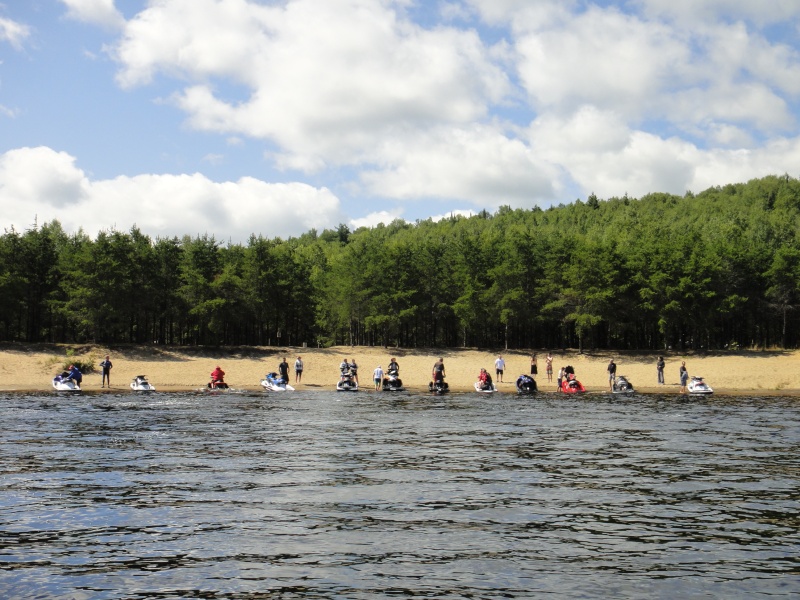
(2, 174, 799, 350)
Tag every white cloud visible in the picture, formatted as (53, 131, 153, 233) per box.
(59, 0, 126, 30)
(350, 209, 404, 230)
(0, 147, 344, 242)
(430, 208, 476, 222)
(530, 109, 800, 200)
(37, 0, 800, 221)
(360, 124, 559, 207)
(514, 6, 691, 117)
(0, 147, 90, 207)
(690, 137, 800, 193)
(0, 16, 31, 50)
(633, 0, 800, 26)
(112, 0, 509, 172)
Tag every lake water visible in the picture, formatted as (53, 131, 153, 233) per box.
(1, 390, 798, 599)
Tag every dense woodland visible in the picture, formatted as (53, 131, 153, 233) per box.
(2, 174, 800, 350)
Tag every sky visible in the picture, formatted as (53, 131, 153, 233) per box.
(1, 0, 799, 244)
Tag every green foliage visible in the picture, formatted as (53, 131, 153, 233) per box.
(2, 175, 800, 349)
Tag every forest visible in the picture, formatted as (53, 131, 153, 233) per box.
(1, 174, 799, 351)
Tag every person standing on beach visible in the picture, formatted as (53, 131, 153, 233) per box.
(495, 355, 505, 383)
(607, 358, 617, 391)
(278, 357, 290, 383)
(373, 365, 384, 390)
(557, 366, 565, 391)
(656, 356, 665, 385)
(432, 357, 445, 383)
(100, 355, 112, 388)
(545, 353, 553, 383)
(294, 356, 303, 383)
(530, 354, 538, 379)
(679, 361, 688, 393)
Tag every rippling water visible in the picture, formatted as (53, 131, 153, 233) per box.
(1, 390, 798, 598)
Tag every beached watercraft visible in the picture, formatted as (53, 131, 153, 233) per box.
(337, 366, 359, 391)
(428, 380, 449, 394)
(52, 373, 81, 392)
(561, 375, 586, 393)
(336, 378, 358, 391)
(611, 375, 635, 395)
(261, 372, 295, 392)
(474, 380, 497, 393)
(130, 375, 156, 392)
(516, 374, 537, 394)
(381, 368, 404, 391)
(687, 376, 713, 395)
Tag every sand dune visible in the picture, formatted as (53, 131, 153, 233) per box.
(1, 344, 798, 395)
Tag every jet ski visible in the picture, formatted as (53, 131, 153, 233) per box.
(611, 375, 634, 395)
(130, 375, 156, 392)
(516, 374, 537, 394)
(561, 369, 586, 393)
(337, 366, 359, 391)
(261, 372, 295, 391)
(428, 378, 449, 394)
(382, 368, 404, 391)
(687, 376, 713, 395)
(52, 372, 81, 392)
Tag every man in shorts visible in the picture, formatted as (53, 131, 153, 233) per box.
(494, 355, 505, 383)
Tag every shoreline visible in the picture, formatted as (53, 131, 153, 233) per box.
(1, 343, 798, 397)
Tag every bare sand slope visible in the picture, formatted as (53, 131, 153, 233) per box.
(1, 344, 798, 395)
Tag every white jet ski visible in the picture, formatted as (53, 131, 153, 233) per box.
(336, 377, 359, 391)
(474, 381, 497, 393)
(52, 373, 81, 392)
(130, 375, 156, 392)
(687, 376, 713, 396)
(381, 369, 404, 391)
(261, 372, 295, 391)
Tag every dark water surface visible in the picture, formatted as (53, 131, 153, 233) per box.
(1, 391, 798, 598)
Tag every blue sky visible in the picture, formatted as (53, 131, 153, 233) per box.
(1, 0, 799, 243)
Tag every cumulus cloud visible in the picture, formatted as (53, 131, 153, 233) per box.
(361, 124, 559, 207)
(350, 209, 405, 230)
(112, 0, 509, 172)
(0, 147, 344, 242)
(633, 0, 800, 26)
(43, 0, 800, 219)
(59, 0, 126, 30)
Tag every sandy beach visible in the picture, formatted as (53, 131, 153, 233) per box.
(0, 343, 797, 395)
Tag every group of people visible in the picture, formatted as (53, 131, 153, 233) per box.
(371, 357, 401, 390)
(57, 352, 696, 392)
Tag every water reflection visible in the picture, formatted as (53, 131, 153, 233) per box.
(1, 391, 798, 598)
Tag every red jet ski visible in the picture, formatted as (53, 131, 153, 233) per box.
(561, 370, 586, 393)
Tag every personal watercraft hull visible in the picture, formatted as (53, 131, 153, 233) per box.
(687, 377, 713, 395)
(561, 379, 586, 393)
(429, 381, 449, 394)
(52, 379, 81, 392)
(611, 377, 635, 395)
(474, 382, 497, 393)
(130, 383, 156, 392)
(261, 375, 295, 391)
(130, 376, 156, 392)
(516, 376, 537, 394)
